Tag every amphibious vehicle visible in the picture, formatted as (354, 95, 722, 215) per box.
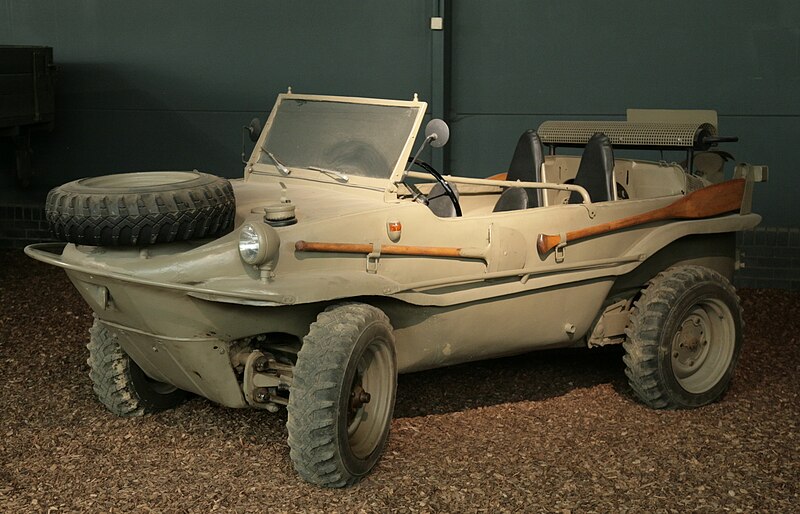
(27, 93, 767, 487)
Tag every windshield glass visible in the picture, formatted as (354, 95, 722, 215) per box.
(258, 99, 420, 179)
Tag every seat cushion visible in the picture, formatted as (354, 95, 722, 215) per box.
(493, 187, 535, 212)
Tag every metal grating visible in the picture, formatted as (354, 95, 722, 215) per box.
(537, 121, 717, 148)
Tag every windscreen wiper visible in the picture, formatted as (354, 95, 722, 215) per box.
(308, 166, 349, 183)
(262, 147, 291, 176)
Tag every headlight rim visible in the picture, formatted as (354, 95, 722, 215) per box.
(238, 222, 269, 266)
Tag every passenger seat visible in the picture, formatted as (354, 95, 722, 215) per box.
(568, 132, 615, 204)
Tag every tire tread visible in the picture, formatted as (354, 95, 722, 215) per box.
(287, 303, 393, 488)
(623, 265, 742, 409)
(86, 318, 188, 416)
(46, 172, 235, 246)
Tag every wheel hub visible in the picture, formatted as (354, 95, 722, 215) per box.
(346, 372, 374, 438)
(350, 383, 371, 412)
(345, 339, 394, 457)
(673, 316, 707, 368)
(670, 298, 736, 394)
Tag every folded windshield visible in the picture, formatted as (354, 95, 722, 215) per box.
(258, 99, 420, 179)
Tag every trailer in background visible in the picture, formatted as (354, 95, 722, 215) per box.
(0, 45, 56, 186)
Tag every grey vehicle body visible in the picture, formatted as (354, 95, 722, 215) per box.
(27, 93, 766, 486)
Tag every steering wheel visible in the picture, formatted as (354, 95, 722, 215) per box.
(406, 157, 462, 217)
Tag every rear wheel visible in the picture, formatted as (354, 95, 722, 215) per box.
(287, 303, 397, 487)
(623, 265, 743, 409)
(86, 319, 189, 416)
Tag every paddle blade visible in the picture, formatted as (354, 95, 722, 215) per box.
(671, 178, 746, 218)
(537, 233, 562, 256)
(535, 179, 746, 257)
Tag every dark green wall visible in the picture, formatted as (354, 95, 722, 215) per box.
(448, 1, 800, 227)
(0, 0, 433, 193)
(2, 0, 798, 227)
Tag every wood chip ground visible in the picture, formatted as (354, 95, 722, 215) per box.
(1, 251, 797, 512)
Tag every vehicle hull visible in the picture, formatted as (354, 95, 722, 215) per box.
(26, 164, 761, 409)
(61, 267, 612, 407)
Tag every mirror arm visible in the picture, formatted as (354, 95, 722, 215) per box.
(403, 135, 435, 178)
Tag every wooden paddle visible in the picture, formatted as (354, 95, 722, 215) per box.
(295, 241, 486, 260)
(536, 178, 746, 256)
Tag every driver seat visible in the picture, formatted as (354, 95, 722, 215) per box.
(493, 130, 545, 212)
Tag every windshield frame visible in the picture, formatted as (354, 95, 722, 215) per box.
(246, 93, 428, 189)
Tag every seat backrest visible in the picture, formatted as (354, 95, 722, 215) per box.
(508, 129, 545, 183)
(568, 132, 615, 204)
(493, 130, 545, 212)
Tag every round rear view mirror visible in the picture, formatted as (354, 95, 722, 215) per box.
(248, 118, 263, 142)
(425, 119, 450, 148)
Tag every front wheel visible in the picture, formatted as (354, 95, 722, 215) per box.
(623, 265, 743, 409)
(86, 319, 190, 416)
(287, 303, 397, 487)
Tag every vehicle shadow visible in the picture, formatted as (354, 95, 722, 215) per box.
(394, 345, 632, 418)
(144, 346, 634, 442)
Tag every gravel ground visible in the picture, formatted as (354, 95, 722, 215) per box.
(1, 250, 798, 513)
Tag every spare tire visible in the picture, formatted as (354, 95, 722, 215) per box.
(46, 170, 236, 246)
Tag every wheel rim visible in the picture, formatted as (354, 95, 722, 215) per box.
(670, 297, 735, 394)
(346, 337, 393, 459)
(130, 360, 179, 395)
(78, 171, 199, 189)
(142, 374, 179, 395)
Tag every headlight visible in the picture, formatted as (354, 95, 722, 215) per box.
(238, 223, 279, 266)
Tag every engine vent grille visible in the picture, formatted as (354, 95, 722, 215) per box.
(538, 121, 717, 149)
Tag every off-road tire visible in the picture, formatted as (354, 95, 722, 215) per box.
(86, 319, 189, 416)
(287, 303, 397, 487)
(623, 265, 743, 409)
(46, 170, 235, 246)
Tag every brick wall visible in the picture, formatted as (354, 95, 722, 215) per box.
(0, 203, 54, 249)
(737, 227, 800, 291)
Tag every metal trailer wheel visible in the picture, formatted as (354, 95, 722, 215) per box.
(287, 303, 397, 487)
(623, 265, 743, 409)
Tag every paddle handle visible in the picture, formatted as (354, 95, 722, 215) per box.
(295, 241, 479, 259)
